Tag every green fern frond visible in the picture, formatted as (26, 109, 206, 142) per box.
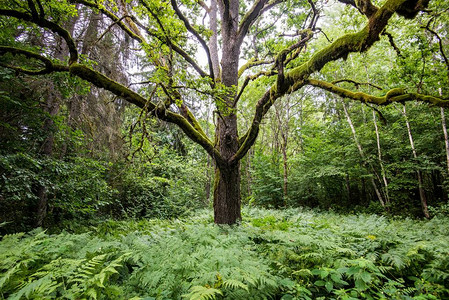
(222, 279, 248, 291)
(183, 285, 223, 300)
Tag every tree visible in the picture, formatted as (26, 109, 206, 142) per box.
(1, 0, 448, 224)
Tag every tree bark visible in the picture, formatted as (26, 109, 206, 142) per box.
(274, 97, 290, 205)
(372, 110, 390, 204)
(36, 88, 60, 227)
(245, 148, 253, 199)
(441, 106, 449, 174)
(211, 0, 242, 224)
(401, 104, 430, 218)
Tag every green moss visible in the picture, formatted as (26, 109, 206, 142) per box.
(386, 88, 405, 100)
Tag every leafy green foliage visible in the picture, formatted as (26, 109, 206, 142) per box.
(1, 208, 448, 299)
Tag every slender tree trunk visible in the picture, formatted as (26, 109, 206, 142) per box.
(345, 173, 352, 203)
(365, 64, 389, 204)
(441, 106, 449, 174)
(274, 98, 290, 205)
(36, 90, 60, 227)
(372, 110, 390, 204)
(36, 15, 77, 225)
(205, 103, 212, 204)
(401, 104, 430, 218)
(246, 148, 253, 199)
(342, 100, 385, 207)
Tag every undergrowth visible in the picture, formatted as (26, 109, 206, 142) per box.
(1, 208, 448, 299)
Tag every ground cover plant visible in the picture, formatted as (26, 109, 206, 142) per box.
(1, 207, 448, 299)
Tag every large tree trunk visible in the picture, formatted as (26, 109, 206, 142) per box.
(214, 163, 241, 224)
(211, 0, 242, 224)
(214, 113, 241, 224)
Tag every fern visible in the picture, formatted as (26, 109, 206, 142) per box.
(183, 285, 223, 300)
(8, 274, 60, 300)
(1, 207, 448, 299)
(222, 279, 248, 291)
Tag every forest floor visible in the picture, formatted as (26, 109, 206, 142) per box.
(1, 207, 448, 299)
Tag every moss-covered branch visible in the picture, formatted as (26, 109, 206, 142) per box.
(68, 63, 224, 166)
(237, 58, 274, 78)
(332, 78, 383, 90)
(0, 46, 69, 74)
(307, 78, 449, 106)
(233, 0, 424, 163)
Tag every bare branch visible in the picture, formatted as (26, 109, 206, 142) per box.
(422, 26, 449, 69)
(70, 0, 145, 43)
(382, 30, 403, 58)
(237, 0, 284, 47)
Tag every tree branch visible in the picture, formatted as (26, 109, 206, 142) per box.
(0, 46, 69, 74)
(332, 78, 383, 90)
(307, 78, 449, 106)
(170, 0, 215, 79)
(337, 0, 378, 17)
(422, 26, 449, 69)
(70, 0, 145, 43)
(232, 0, 425, 164)
(237, 0, 283, 47)
(237, 57, 274, 78)
(381, 30, 403, 58)
(0, 9, 78, 64)
(68, 63, 224, 166)
(139, 0, 210, 78)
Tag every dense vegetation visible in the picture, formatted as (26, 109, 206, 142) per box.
(1, 208, 449, 299)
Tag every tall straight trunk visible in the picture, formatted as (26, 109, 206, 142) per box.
(372, 110, 390, 204)
(401, 104, 430, 218)
(205, 102, 212, 204)
(36, 15, 77, 226)
(342, 100, 385, 207)
(35, 97, 59, 227)
(365, 64, 389, 203)
(274, 98, 290, 205)
(246, 148, 253, 199)
(345, 173, 352, 203)
(440, 103, 449, 174)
